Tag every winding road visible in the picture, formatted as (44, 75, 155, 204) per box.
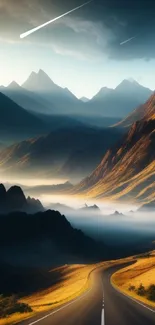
(18, 262, 155, 325)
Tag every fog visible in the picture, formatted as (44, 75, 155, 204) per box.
(39, 194, 155, 249)
(2, 177, 155, 251)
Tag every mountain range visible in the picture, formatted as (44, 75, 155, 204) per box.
(0, 126, 122, 181)
(73, 93, 155, 204)
(0, 70, 82, 116)
(1, 70, 152, 122)
(85, 79, 152, 118)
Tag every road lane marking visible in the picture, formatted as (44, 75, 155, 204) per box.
(101, 292, 105, 325)
(27, 288, 91, 325)
(101, 308, 105, 325)
(111, 283, 155, 314)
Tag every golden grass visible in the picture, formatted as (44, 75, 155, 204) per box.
(0, 312, 34, 325)
(112, 254, 155, 307)
(0, 264, 102, 325)
(22, 264, 95, 311)
(0, 256, 135, 325)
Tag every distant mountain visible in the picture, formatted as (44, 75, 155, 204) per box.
(25, 181, 73, 196)
(2, 72, 152, 122)
(86, 79, 152, 118)
(0, 92, 47, 142)
(0, 184, 44, 214)
(110, 211, 124, 217)
(0, 81, 55, 115)
(73, 93, 155, 203)
(91, 87, 113, 101)
(22, 69, 83, 115)
(80, 204, 100, 212)
(47, 203, 75, 214)
(0, 126, 122, 182)
(80, 97, 89, 102)
(113, 91, 155, 128)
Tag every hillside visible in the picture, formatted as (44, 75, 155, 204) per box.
(22, 69, 82, 115)
(0, 92, 47, 141)
(0, 210, 105, 267)
(86, 79, 152, 118)
(73, 94, 155, 204)
(113, 91, 155, 128)
(112, 253, 155, 308)
(0, 81, 54, 115)
(0, 126, 122, 181)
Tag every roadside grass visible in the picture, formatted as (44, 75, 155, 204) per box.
(0, 295, 34, 325)
(111, 252, 155, 308)
(0, 264, 103, 325)
(0, 255, 134, 325)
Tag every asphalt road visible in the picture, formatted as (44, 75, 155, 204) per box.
(18, 262, 155, 325)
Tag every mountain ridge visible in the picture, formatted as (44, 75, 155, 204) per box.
(72, 93, 155, 204)
(0, 183, 44, 213)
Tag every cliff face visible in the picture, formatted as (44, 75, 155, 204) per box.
(74, 94, 155, 204)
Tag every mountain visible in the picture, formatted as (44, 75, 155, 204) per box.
(80, 96, 89, 102)
(2, 72, 152, 124)
(110, 211, 124, 217)
(73, 93, 155, 203)
(0, 184, 44, 214)
(80, 204, 100, 212)
(0, 81, 55, 115)
(0, 126, 122, 182)
(25, 181, 73, 197)
(86, 79, 152, 118)
(0, 210, 105, 267)
(0, 92, 47, 142)
(113, 90, 155, 128)
(22, 69, 82, 115)
(91, 87, 113, 101)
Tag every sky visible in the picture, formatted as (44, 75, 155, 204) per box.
(1, 0, 155, 98)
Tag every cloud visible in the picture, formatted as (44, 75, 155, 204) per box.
(1, 0, 155, 61)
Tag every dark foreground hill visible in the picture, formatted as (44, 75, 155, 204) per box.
(0, 210, 105, 268)
(0, 184, 44, 214)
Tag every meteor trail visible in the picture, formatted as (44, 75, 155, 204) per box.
(20, 1, 93, 39)
(120, 36, 136, 45)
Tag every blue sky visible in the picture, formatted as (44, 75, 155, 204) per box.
(1, 0, 155, 98)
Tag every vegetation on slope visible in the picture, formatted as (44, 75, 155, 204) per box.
(112, 252, 155, 307)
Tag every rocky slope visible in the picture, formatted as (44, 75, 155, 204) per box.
(113, 91, 155, 128)
(0, 184, 44, 213)
(73, 94, 155, 204)
(0, 126, 122, 181)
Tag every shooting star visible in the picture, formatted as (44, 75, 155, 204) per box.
(120, 36, 136, 45)
(20, 1, 93, 39)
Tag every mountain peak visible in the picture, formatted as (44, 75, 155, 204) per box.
(80, 96, 89, 102)
(22, 69, 55, 91)
(38, 69, 52, 79)
(115, 79, 142, 92)
(92, 87, 113, 101)
(8, 81, 20, 89)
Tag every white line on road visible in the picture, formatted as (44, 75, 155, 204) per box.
(101, 308, 105, 325)
(101, 293, 105, 325)
(27, 288, 91, 325)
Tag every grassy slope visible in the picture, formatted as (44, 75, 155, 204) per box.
(112, 251, 155, 308)
(0, 264, 99, 325)
(0, 257, 133, 325)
